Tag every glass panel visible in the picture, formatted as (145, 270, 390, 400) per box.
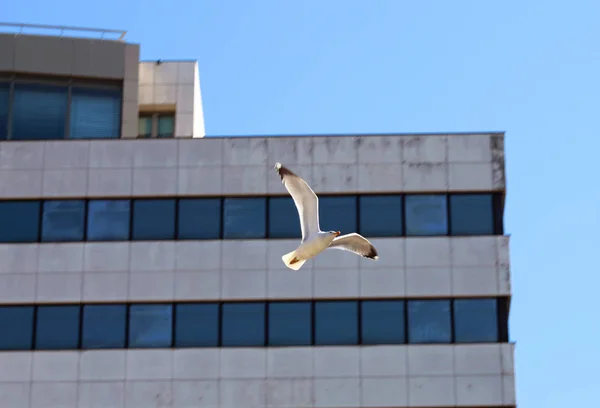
(450, 194, 494, 235)
(319, 196, 357, 234)
(129, 304, 173, 348)
(268, 302, 312, 346)
(221, 302, 265, 347)
(41, 200, 85, 242)
(0, 200, 41, 243)
(132, 199, 176, 240)
(177, 198, 221, 240)
(361, 300, 405, 344)
(0, 83, 8, 140)
(35, 305, 80, 349)
(407, 300, 451, 344)
(268, 197, 301, 238)
(157, 115, 175, 137)
(69, 87, 122, 139)
(359, 195, 403, 237)
(405, 195, 448, 236)
(81, 304, 127, 349)
(454, 299, 498, 343)
(11, 83, 68, 140)
(175, 303, 219, 347)
(223, 198, 266, 239)
(314, 301, 358, 345)
(0, 306, 34, 350)
(87, 200, 131, 241)
(138, 116, 152, 137)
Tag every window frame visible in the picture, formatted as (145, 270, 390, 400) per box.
(137, 112, 176, 138)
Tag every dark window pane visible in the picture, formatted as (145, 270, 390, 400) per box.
(450, 194, 494, 235)
(132, 199, 176, 240)
(359, 195, 403, 237)
(268, 197, 301, 238)
(0, 200, 40, 243)
(222, 302, 265, 347)
(0, 83, 8, 140)
(223, 198, 266, 239)
(319, 196, 357, 234)
(81, 304, 127, 349)
(454, 299, 498, 343)
(407, 300, 451, 344)
(0, 306, 34, 350)
(87, 200, 130, 241)
(69, 87, 121, 139)
(129, 304, 173, 348)
(405, 195, 448, 236)
(36, 305, 80, 349)
(361, 300, 405, 345)
(178, 198, 221, 239)
(11, 83, 68, 140)
(41, 200, 85, 242)
(175, 303, 219, 347)
(268, 302, 312, 346)
(157, 115, 174, 137)
(138, 116, 152, 137)
(315, 301, 358, 345)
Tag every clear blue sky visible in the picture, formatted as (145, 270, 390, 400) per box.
(5, 1, 600, 406)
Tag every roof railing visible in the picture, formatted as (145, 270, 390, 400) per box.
(0, 22, 127, 41)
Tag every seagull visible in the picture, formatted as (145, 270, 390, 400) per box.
(274, 162, 379, 270)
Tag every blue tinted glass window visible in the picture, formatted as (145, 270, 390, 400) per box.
(87, 200, 130, 241)
(268, 197, 301, 238)
(407, 300, 451, 344)
(450, 194, 494, 235)
(36, 305, 80, 349)
(223, 198, 266, 239)
(315, 301, 358, 345)
(81, 304, 127, 349)
(41, 200, 85, 242)
(454, 299, 498, 343)
(359, 195, 403, 237)
(361, 300, 405, 344)
(0, 83, 8, 140)
(157, 115, 174, 137)
(11, 83, 68, 140)
(268, 302, 312, 346)
(319, 196, 357, 234)
(138, 116, 152, 137)
(132, 199, 176, 240)
(405, 195, 448, 236)
(0, 200, 40, 243)
(222, 302, 265, 347)
(0, 306, 34, 350)
(69, 87, 121, 139)
(178, 199, 221, 240)
(175, 303, 219, 347)
(129, 304, 173, 348)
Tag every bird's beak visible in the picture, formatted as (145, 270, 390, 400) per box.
(335, 231, 341, 236)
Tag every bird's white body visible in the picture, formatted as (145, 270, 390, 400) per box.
(281, 231, 339, 271)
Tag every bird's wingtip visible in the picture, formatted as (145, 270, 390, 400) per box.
(274, 162, 282, 171)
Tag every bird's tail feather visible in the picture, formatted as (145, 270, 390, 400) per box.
(281, 250, 306, 271)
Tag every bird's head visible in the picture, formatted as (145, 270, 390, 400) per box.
(328, 231, 341, 237)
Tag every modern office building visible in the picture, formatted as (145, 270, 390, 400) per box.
(0, 23, 515, 408)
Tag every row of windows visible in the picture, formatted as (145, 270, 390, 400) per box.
(0, 78, 122, 140)
(0, 298, 508, 350)
(0, 193, 502, 243)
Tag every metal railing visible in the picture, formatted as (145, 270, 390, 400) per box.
(0, 22, 127, 40)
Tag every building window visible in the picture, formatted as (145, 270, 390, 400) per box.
(69, 87, 122, 139)
(132, 199, 176, 240)
(454, 299, 499, 342)
(407, 300, 452, 344)
(319, 196, 357, 234)
(138, 113, 175, 138)
(0, 200, 41, 243)
(41, 200, 85, 242)
(81, 304, 127, 349)
(315, 301, 358, 345)
(221, 302, 265, 347)
(174, 303, 219, 347)
(129, 304, 173, 348)
(359, 195, 403, 237)
(0, 83, 9, 140)
(0, 306, 34, 350)
(35, 305, 80, 350)
(450, 194, 494, 235)
(223, 198, 266, 239)
(361, 300, 405, 345)
(177, 198, 221, 240)
(268, 197, 301, 238)
(87, 200, 131, 241)
(12, 83, 68, 140)
(405, 195, 448, 236)
(268, 301, 312, 346)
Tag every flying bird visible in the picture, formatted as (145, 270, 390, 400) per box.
(274, 162, 379, 270)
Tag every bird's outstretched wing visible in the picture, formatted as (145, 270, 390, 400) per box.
(328, 233, 379, 260)
(274, 162, 320, 240)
